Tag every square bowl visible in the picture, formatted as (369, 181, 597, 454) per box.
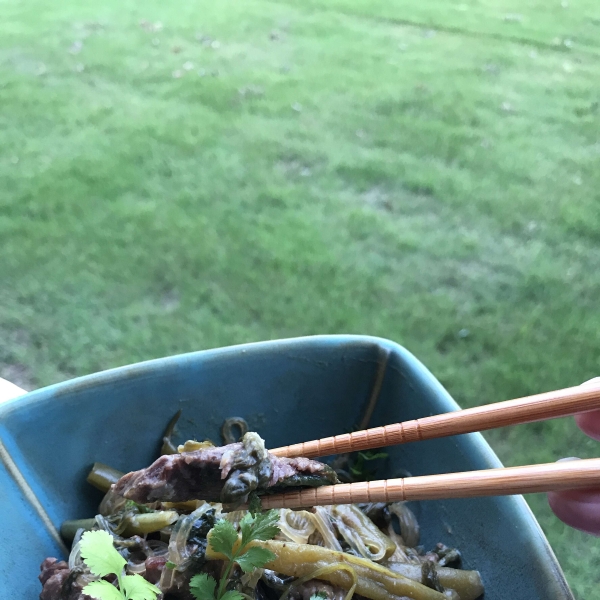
(0, 335, 573, 599)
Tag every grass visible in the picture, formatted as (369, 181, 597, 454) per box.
(1, 0, 599, 596)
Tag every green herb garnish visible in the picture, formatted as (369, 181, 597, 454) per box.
(80, 530, 161, 600)
(348, 450, 388, 481)
(247, 491, 262, 516)
(189, 510, 279, 600)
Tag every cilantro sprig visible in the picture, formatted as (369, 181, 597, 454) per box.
(80, 530, 161, 600)
(348, 450, 388, 481)
(189, 510, 279, 600)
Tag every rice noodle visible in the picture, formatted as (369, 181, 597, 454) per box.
(277, 509, 316, 544)
(159, 502, 214, 590)
(312, 506, 343, 551)
(68, 540, 84, 571)
(330, 505, 395, 562)
(146, 539, 169, 557)
(388, 502, 420, 548)
(127, 559, 147, 574)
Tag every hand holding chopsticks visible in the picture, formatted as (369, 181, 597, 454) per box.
(265, 382, 600, 510)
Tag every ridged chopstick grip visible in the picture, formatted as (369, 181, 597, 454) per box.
(260, 457, 600, 509)
(270, 384, 600, 459)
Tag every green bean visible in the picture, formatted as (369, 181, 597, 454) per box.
(386, 563, 484, 600)
(121, 510, 179, 536)
(206, 539, 445, 600)
(60, 518, 96, 543)
(86, 462, 124, 493)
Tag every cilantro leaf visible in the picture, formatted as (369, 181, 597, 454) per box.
(238, 512, 254, 547)
(247, 492, 262, 516)
(189, 573, 217, 600)
(235, 547, 276, 573)
(209, 519, 238, 560)
(220, 591, 244, 600)
(80, 530, 126, 578)
(309, 593, 328, 600)
(358, 451, 388, 461)
(240, 510, 279, 545)
(83, 580, 124, 600)
(122, 574, 161, 600)
(79, 531, 159, 600)
(201, 508, 280, 599)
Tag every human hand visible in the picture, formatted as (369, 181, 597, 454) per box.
(548, 378, 600, 535)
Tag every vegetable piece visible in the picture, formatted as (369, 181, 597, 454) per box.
(79, 530, 161, 600)
(84, 581, 124, 600)
(240, 509, 280, 544)
(385, 563, 484, 600)
(348, 451, 388, 481)
(60, 518, 97, 543)
(421, 560, 445, 593)
(189, 510, 280, 600)
(178, 440, 215, 452)
(330, 505, 396, 561)
(80, 530, 126, 577)
(210, 518, 240, 560)
(248, 492, 262, 516)
(122, 575, 165, 600)
(206, 540, 447, 600)
(87, 463, 125, 493)
(121, 510, 179, 536)
(236, 547, 277, 573)
(190, 573, 218, 600)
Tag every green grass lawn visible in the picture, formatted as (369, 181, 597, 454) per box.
(1, 0, 599, 596)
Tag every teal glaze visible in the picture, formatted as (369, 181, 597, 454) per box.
(0, 335, 573, 599)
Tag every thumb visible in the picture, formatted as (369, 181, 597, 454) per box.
(575, 378, 600, 441)
(548, 458, 600, 535)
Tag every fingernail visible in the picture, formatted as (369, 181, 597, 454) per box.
(557, 457, 581, 463)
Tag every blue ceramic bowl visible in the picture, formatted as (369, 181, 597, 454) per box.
(0, 335, 573, 599)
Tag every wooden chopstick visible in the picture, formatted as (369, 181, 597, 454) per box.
(260, 457, 600, 509)
(270, 383, 600, 459)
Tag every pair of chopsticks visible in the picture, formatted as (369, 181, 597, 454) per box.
(261, 383, 600, 509)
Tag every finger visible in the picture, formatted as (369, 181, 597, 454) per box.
(576, 378, 600, 440)
(548, 488, 600, 536)
(575, 411, 600, 441)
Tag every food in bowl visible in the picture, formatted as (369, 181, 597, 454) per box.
(39, 418, 484, 600)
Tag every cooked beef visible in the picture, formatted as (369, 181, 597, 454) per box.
(38, 558, 94, 600)
(144, 556, 167, 585)
(113, 432, 338, 506)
